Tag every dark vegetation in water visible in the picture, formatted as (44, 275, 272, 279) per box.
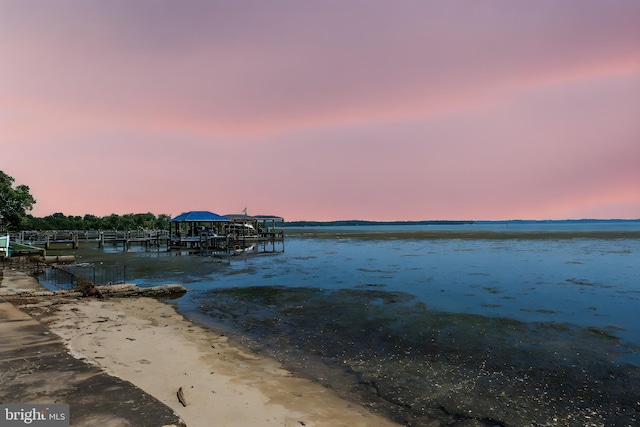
(197, 286, 640, 426)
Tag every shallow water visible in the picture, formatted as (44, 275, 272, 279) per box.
(45, 222, 640, 426)
(187, 233, 640, 362)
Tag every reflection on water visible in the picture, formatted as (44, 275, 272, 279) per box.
(52, 223, 640, 426)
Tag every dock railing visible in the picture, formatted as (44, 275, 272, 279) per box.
(15, 229, 171, 250)
(12, 228, 282, 254)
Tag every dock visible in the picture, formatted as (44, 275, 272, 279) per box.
(12, 226, 283, 255)
(167, 211, 284, 255)
(15, 230, 171, 250)
(8, 211, 285, 256)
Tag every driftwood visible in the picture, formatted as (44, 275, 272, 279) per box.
(43, 255, 76, 265)
(91, 284, 187, 298)
(177, 387, 187, 407)
(76, 281, 104, 298)
(0, 284, 187, 299)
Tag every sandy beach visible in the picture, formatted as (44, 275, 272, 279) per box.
(4, 274, 400, 427)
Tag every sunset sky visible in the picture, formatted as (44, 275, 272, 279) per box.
(1, 0, 639, 221)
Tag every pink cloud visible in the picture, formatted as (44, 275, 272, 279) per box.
(1, 0, 639, 220)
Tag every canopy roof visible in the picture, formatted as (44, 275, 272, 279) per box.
(224, 214, 253, 221)
(170, 211, 230, 222)
(224, 214, 285, 221)
(253, 215, 285, 221)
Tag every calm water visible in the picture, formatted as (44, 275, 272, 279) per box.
(46, 221, 640, 426)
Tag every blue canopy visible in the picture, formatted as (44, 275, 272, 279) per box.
(170, 211, 230, 222)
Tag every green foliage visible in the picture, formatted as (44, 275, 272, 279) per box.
(0, 171, 36, 231)
(24, 212, 171, 231)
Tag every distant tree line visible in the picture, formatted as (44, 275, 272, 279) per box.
(286, 220, 475, 227)
(23, 212, 172, 231)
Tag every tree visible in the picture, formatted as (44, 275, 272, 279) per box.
(82, 214, 100, 230)
(0, 171, 36, 231)
(22, 212, 172, 230)
(156, 214, 171, 229)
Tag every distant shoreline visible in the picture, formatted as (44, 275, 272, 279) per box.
(286, 220, 475, 227)
(285, 218, 640, 227)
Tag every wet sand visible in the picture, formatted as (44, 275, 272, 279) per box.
(2, 271, 400, 427)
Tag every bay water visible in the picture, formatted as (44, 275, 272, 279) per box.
(45, 220, 640, 426)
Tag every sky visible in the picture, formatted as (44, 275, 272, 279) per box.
(1, 0, 639, 221)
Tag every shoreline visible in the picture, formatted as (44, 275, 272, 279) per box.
(1, 271, 401, 427)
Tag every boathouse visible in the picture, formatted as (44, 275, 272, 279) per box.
(224, 214, 285, 234)
(169, 210, 285, 254)
(169, 210, 231, 251)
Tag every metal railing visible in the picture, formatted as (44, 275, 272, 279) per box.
(1, 255, 44, 276)
(39, 264, 126, 290)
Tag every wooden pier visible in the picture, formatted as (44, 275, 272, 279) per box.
(14, 227, 284, 254)
(16, 230, 171, 250)
(11, 212, 285, 255)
